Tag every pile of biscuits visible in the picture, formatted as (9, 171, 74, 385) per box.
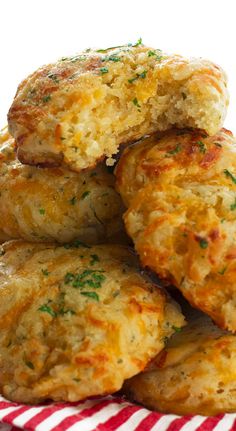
(0, 40, 235, 416)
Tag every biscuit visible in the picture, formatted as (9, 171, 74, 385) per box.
(0, 241, 185, 403)
(8, 43, 228, 172)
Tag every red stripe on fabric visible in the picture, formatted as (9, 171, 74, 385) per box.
(229, 417, 236, 431)
(0, 401, 19, 410)
(196, 414, 224, 431)
(2, 406, 31, 422)
(23, 404, 71, 430)
(96, 405, 141, 431)
(135, 411, 163, 431)
(166, 416, 192, 431)
(50, 399, 117, 431)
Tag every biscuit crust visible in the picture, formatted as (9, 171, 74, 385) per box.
(8, 44, 228, 172)
(0, 127, 126, 244)
(123, 312, 236, 416)
(0, 241, 184, 403)
(117, 128, 236, 331)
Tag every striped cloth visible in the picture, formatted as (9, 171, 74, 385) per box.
(1, 395, 236, 431)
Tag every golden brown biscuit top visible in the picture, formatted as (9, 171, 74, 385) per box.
(116, 128, 236, 206)
(8, 42, 228, 171)
(0, 240, 185, 403)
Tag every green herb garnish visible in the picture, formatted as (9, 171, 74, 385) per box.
(172, 326, 182, 333)
(96, 45, 126, 53)
(199, 238, 208, 249)
(218, 267, 227, 275)
(42, 269, 49, 276)
(70, 196, 77, 205)
(47, 73, 59, 83)
(100, 67, 109, 74)
(64, 269, 105, 289)
(63, 240, 91, 249)
(39, 208, 45, 215)
(132, 37, 143, 47)
(166, 144, 181, 156)
(25, 361, 34, 370)
(81, 191, 90, 200)
(102, 55, 121, 62)
(224, 169, 236, 184)
(58, 308, 76, 316)
(80, 291, 99, 301)
(90, 254, 100, 265)
(148, 50, 163, 61)
(42, 95, 51, 103)
(38, 304, 57, 318)
(128, 70, 147, 83)
(196, 140, 206, 154)
(132, 98, 141, 110)
(230, 199, 236, 210)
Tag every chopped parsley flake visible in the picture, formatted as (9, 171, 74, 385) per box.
(81, 191, 91, 200)
(224, 169, 236, 184)
(132, 37, 143, 47)
(25, 360, 34, 370)
(70, 196, 77, 205)
(61, 55, 87, 63)
(39, 208, 45, 215)
(90, 254, 100, 265)
(42, 269, 50, 276)
(148, 50, 163, 61)
(128, 70, 147, 83)
(218, 267, 227, 275)
(96, 45, 126, 53)
(38, 304, 57, 318)
(199, 238, 208, 249)
(58, 308, 76, 316)
(196, 140, 206, 153)
(214, 142, 222, 148)
(166, 143, 181, 156)
(182, 92, 187, 100)
(100, 67, 109, 74)
(172, 326, 182, 333)
(230, 198, 236, 210)
(42, 95, 51, 103)
(80, 291, 99, 301)
(63, 240, 91, 249)
(64, 269, 105, 289)
(103, 55, 121, 62)
(47, 73, 59, 83)
(132, 98, 141, 110)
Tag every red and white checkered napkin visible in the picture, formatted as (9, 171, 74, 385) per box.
(0, 395, 236, 431)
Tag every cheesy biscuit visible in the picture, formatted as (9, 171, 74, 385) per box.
(124, 311, 236, 416)
(117, 128, 236, 331)
(0, 127, 126, 244)
(0, 241, 184, 403)
(8, 42, 228, 172)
